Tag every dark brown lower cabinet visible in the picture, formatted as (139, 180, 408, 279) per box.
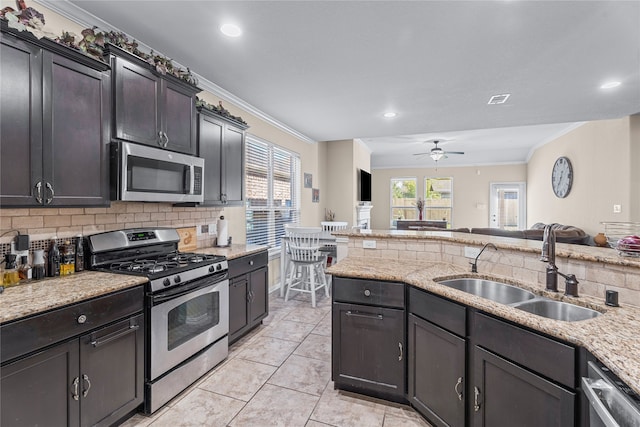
(471, 346, 575, 427)
(228, 250, 269, 344)
(332, 302, 405, 400)
(1, 312, 144, 427)
(408, 313, 465, 427)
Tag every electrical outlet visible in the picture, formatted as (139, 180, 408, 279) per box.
(464, 246, 481, 259)
(208, 223, 217, 235)
(613, 204, 622, 214)
(198, 224, 209, 236)
(362, 240, 376, 249)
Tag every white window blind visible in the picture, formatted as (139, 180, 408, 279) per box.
(245, 135, 300, 250)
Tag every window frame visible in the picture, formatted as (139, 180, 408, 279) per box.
(389, 177, 417, 228)
(424, 176, 453, 228)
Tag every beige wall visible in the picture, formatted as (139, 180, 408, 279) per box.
(527, 117, 634, 236)
(371, 164, 527, 230)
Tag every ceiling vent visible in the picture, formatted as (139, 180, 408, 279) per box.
(487, 94, 511, 105)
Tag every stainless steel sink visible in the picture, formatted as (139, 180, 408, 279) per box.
(437, 278, 537, 305)
(512, 299, 601, 321)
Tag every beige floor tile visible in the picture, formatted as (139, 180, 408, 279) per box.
(268, 354, 331, 396)
(293, 333, 332, 361)
(311, 312, 332, 337)
(383, 414, 433, 427)
(261, 319, 316, 342)
(118, 407, 170, 427)
(310, 384, 386, 427)
(149, 388, 244, 426)
(305, 421, 334, 427)
(290, 292, 332, 308)
(236, 335, 299, 366)
(198, 358, 277, 401)
(229, 383, 319, 427)
(284, 306, 330, 324)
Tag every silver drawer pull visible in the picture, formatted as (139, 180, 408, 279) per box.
(455, 377, 463, 401)
(77, 314, 87, 324)
(71, 377, 79, 400)
(91, 324, 139, 348)
(82, 374, 91, 397)
(345, 311, 383, 320)
(398, 342, 403, 361)
(364, 289, 371, 297)
(474, 386, 481, 412)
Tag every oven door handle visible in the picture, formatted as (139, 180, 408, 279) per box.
(151, 271, 228, 305)
(582, 377, 619, 427)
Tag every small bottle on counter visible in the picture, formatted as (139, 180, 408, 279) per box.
(3, 254, 20, 286)
(74, 235, 84, 272)
(47, 237, 61, 277)
(18, 255, 32, 282)
(32, 249, 46, 280)
(59, 240, 75, 276)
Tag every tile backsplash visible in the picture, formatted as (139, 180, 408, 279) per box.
(0, 202, 224, 254)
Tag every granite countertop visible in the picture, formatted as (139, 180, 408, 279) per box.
(0, 244, 267, 325)
(328, 256, 640, 396)
(335, 229, 640, 268)
(0, 271, 148, 324)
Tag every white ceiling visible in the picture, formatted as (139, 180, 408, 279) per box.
(47, 0, 640, 168)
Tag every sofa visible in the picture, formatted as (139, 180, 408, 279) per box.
(397, 222, 590, 245)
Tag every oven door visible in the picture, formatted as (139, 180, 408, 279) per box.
(582, 362, 640, 427)
(149, 272, 229, 380)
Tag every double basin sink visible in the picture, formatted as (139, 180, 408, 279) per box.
(437, 278, 601, 322)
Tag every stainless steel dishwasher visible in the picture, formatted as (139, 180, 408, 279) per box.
(582, 361, 640, 427)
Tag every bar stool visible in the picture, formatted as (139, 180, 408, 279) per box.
(284, 226, 329, 307)
(320, 221, 348, 267)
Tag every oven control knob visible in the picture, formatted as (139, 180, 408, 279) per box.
(174, 275, 181, 284)
(163, 278, 171, 287)
(209, 265, 215, 273)
(216, 264, 222, 271)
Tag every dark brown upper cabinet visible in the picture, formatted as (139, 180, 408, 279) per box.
(0, 26, 110, 208)
(197, 108, 248, 206)
(105, 44, 200, 155)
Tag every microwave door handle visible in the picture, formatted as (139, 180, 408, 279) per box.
(184, 166, 191, 194)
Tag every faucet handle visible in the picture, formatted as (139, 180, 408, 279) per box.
(563, 274, 579, 297)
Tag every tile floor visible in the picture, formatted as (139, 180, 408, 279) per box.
(120, 291, 432, 427)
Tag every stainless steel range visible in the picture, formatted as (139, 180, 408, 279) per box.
(87, 228, 229, 414)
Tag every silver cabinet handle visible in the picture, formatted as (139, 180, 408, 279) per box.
(364, 289, 371, 297)
(249, 260, 254, 266)
(158, 131, 169, 147)
(345, 311, 383, 320)
(474, 386, 481, 412)
(34, 182, 43, 204)
(90, 324, 139, 347)
(45, 182, 54, 204)
(162, 132, 169, 147)
(398, 342, 403, 361)
(77, 314, 87, 324)
(455, 377, 463, 401)
(221, 193, 227, 203)
(82, 374, 91, 397)
(72, 377, 80, 400)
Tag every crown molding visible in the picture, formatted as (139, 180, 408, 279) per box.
(34, 0, 316, 145)
(525, 122, 585, 162)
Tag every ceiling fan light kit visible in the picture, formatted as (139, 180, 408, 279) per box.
(413, 140, 465, 163)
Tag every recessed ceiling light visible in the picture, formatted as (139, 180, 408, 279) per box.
(383, 112, 397, 118)
(488, 94, 511, 105)
(221, 23, 242, 37)
(600, 81, 621, 89)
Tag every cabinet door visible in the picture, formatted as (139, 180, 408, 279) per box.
(43, 52, 110, 206)
(223, 125, 245, 203)
(471, 346, 575, 427)
(408, 314, 465, 427)
(198, 113, 223, 203)
(229, 276, 249, 342)
(113, 57, 160, 147)
(332, 302, 405, 399)
(1, 339, 80, 427)
(79, 314, 144, 427)
(163, 80, 196, 154)
(0, 33, 43, 207)
(249, 266, 268, 324)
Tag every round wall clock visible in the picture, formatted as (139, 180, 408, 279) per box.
(552, 156, 573, 198)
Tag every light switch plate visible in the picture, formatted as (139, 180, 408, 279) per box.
(363, 240, 377, 249)
(464, 246, 481, 259)
(613, 204, 622, 213)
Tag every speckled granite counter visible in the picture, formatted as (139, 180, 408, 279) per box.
(198, 244, 268, 260)
(0, 272, 148, 324)
(328, 256, 640, 396)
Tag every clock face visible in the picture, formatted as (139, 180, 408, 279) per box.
(552, 156, 573, 198)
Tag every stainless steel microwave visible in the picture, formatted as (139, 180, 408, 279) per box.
(111, 141, 204, 203)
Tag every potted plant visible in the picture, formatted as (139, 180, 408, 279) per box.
(415, 198, 425, 221)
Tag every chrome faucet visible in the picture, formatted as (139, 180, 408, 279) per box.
(541, 224, 558, 291)
(540, 224, 579, 296)
(470, 243, 497, 273)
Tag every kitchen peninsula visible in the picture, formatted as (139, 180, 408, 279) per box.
(327, 229, 640, 425)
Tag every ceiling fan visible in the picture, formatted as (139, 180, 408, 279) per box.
(413, 139, 465, 162)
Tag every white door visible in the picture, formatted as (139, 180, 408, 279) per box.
(489, 183, 526, 230)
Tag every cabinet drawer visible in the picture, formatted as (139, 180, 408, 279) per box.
(1, 285, 144, 363)
(473, 312, 575, 388)
(228, 250, 268, 278)
(409, 287, 466, 337)
(332, 277, 404, 308)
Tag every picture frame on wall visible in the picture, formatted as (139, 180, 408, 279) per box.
(312, 188, 320, 203)
(304, 173, 313, 188)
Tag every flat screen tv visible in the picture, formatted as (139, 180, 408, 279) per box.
(359, 169, 372, 202)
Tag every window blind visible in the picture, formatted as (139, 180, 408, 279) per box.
(245, 135, 300, 250)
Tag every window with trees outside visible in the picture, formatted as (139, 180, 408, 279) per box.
(245, 135, 300, 252)
(424, 177, 453, 227)
(390, 178, 417, 228)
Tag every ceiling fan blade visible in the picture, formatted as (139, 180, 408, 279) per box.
(444, 151, 465, 155)
(412, 152, 431, 156)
